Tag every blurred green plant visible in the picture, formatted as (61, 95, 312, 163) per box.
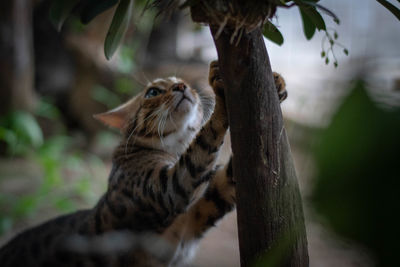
(35, 97, 62, 120)
(115, 76, 136, 94)
(312, 80, 400, 267)
(117, 45, 137, 73)
(91, 75, 143, 110)
(91, 85, 122, 109)
(0, 100, 106, 236)
(0, 111, 43, 155)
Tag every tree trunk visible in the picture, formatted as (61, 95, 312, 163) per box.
(212, 26, 308, 267)
(0, 0, 36, 116)
(190, 3, 308, 262)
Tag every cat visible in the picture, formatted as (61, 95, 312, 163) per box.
(0, 61, 287, 267)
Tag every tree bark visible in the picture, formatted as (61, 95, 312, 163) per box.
(212, 26, 308, 267)
(0, 0, 36, 116)
(210, 27, 308, 267)
(186, 12, 309, 264)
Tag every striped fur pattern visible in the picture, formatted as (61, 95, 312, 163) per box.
(0, 61, 287, 267)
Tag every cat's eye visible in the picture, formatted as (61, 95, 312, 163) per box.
(145, 87, 162, 98)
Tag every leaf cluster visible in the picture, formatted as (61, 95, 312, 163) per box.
(262, 0, 350, 66)
(50, 0, 400, 66)
(261, 0, 338, 45)
(50, 0, 342, 64)
(50, 0, 134, 59)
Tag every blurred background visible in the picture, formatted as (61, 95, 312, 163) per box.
(0, 0, 399, 266)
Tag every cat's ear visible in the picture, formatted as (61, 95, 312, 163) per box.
(93, 101, 132, 130)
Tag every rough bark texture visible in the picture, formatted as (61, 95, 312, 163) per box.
(211, 26, 308, 267)
(0, 0, 36, 116)
(191, 3, 308, 264)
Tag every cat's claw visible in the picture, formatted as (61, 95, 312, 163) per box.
(209, 60, 225, 99)
(209, 61, 287, 104)
(273, 72, 287, 103)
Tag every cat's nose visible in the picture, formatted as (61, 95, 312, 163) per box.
(172, 83, 187, 92)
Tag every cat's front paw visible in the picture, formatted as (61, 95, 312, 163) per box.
(209, 60, 225, 99)
(273, 72, 287, 103)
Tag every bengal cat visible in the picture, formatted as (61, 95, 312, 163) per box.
(0, 61, 287, 267)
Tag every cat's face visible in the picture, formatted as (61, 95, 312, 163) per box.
(95, 77, 214, 155)
(136, 77, 202, 134)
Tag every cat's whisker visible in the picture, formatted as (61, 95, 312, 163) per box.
(157, 118, 164, 147)
(125, 119, 144, 155)
(174, 65, 184, 79)
(159, 108, 170, 147)
(165, 104, 177, 131)
(141, 71, 151, 85)
(154, 105, 164, 134)
(157, 108, 170, 147)
(150, 109, 165, 149)
(146, 108, 163, 135)
(125, 110, 161, 155)
(168, 111, 178, 130)
(132, 74, 147, 87)
(132, 111, 161, 142)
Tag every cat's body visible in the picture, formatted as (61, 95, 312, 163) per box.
(0, 61, 287, 267)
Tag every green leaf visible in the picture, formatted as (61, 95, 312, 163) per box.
(115, 77, 134, 94)
(334, 31, 338, 39)
(10, 111, 44, 148)
(376, 0, 400, 21)
(80, 0, 119, 24)
(0, 127, 17, 150)
(301, 1, 340, 24)
(54, 198, 75, 212)
(14, 195, 39, 217)
(104, 0, 134, 60)
(35, 98, 61, 120)
(91, 85, 122, 108)
(262, 21, 284, 46)
(49, 0, 81, 31)
(300, 6, 326, 31)
(299, 7, 316, 40)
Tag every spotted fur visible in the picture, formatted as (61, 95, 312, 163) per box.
(0, 61, 287, 267)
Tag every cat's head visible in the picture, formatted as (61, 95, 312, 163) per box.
(94, 77, 214, 155)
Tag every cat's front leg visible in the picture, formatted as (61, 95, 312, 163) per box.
(114, 61, 230, 232)
(152, 60, 229, 214)
(177, 158, 235, 241)
(179, 70, 288, 238)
